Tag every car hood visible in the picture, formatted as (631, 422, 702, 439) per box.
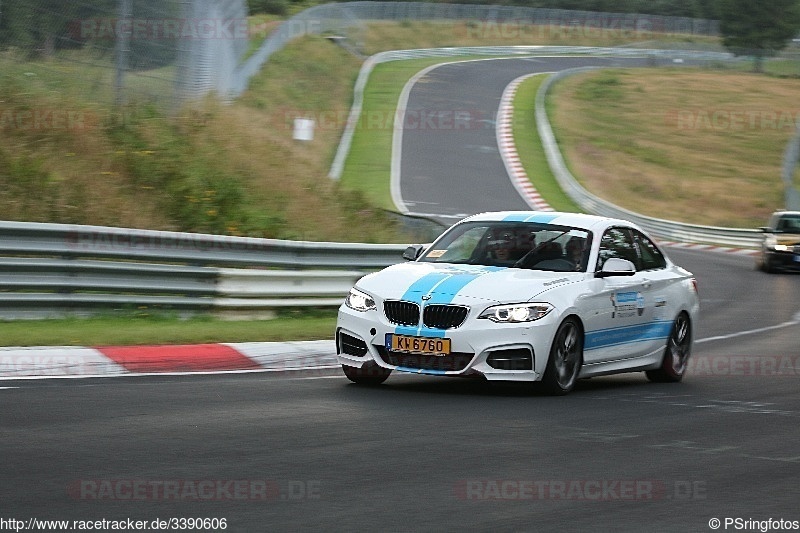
(774, 234, 800, 247)
(356, 262, 582, 305)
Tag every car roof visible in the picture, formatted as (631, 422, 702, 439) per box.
(460, 211, 630, 232)
(773, 211, 800, 216)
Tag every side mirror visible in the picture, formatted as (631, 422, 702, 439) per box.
(402, 244, 425, 261)
(759, 227, 771, 233)
(596, 258, 636, 278)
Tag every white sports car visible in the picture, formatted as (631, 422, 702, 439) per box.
(336, 211, 699, 394)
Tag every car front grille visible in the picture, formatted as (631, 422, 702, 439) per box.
(383, 300, 419, 326)
(486, 348, 533, 371)
(384, 300, 469, 329)
(375, 346, 474, 372)
(423, 304, 469, 329)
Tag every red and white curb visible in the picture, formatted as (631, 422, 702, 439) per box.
(0, 341, 338, 379)
(496, 73, 554, 212)
(658, 241, 759, 256)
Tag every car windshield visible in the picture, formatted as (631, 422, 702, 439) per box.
(419, 221, 592, 272)
(774, 215, 800, 233)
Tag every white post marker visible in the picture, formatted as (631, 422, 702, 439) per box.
(293, 118, 315, 141)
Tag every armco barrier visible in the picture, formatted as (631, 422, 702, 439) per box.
(0, 221, 407, 319)
(0, 221, 405, 269)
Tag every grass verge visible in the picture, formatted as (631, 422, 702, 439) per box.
(0, 36, 408, 243)
(0, 310, 338, 347)
(548, 68, 799, 228)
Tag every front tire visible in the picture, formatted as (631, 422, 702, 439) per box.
(541, 317, 583, 395)
(342, 362, 391, 385)
(646, 312, 692, 383)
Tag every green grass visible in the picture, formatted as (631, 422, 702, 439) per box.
(512, 74, 582, 212)
(547, 67, 798, 227)
(0, 36, 409, 243)
(0, 310, 337, 347)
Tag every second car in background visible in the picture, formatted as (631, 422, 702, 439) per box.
(757, 210, 800, 273)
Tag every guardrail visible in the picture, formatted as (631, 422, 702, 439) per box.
(0, 221, 408, 319)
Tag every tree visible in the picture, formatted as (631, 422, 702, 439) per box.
(718, 0, 800, 72)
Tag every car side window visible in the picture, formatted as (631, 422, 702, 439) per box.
(632, 230, 667, 270)
(597, 227, 637, 271)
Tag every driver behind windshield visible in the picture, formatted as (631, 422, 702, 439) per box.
(487, 229, 517, 265)
(487, 228, 534, 265)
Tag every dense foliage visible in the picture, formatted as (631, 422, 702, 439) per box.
(8, 0, 798, 54)
(717, 0, 800, 70)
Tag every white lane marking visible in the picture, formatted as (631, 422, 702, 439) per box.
(0, 386, 19, 390)
(697, 315, 800, 344)
(392, 63, 444, 214)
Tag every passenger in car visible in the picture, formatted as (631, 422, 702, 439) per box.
(565, 236, 586, 270)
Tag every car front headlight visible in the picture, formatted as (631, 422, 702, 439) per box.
(478, 303, 553, 323)
(345, 288, 377, 312)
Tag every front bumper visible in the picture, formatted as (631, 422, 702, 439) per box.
(335, 303, 560, 382)
(763, 248, 800, 271)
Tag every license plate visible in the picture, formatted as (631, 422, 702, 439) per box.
(386, 334, 451, 356)
(794, 254, 800, 263)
